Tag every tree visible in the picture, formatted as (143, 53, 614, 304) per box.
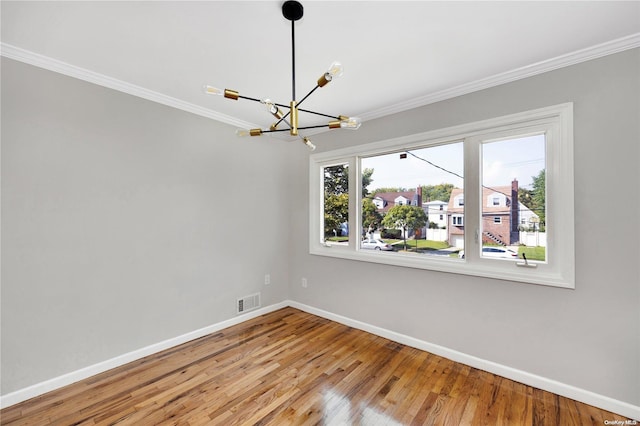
(324, 165, 348, 196)
(362, 199, 382, 236)
(531, 169, 545, 227)
(422, 183, 455, 203)
(323, 166, 375, 237)
(516, 170, 545, 230)
(361, 168, 374, 198)
(324, 193, 348, 236)
(324, 165, 374, 198)
(518, 187, 533, 208)
(371, 187, 406, 196)
(382, 205, 428, 250)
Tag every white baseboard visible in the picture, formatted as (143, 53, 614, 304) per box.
(287, 300, 640, 421)
(2, 299, 638, 421)
(0, 301, 288, 409)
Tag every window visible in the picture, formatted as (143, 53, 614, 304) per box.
(321, 163, 350, 247)
(310, 104, 574, 288)
(481, 134, 546, 261)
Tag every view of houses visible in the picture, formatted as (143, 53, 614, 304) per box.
(323, 159, 546, 258)
(359, 180, 544, 254)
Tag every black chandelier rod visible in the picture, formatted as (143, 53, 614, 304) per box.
(236, 94, 340, 121)
(261, 124, 332, 134)
(272, 83, 322, 127)
(291, 19, 296, 102)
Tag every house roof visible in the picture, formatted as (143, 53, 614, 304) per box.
(373, 190, 420, 214)
(374, 191, 416, 203)
(447, 186, 515, 214)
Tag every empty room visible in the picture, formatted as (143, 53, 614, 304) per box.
(1, 1, 639, 424)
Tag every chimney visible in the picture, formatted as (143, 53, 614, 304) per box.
(511, 179, 519, 243)
(415, 186, 422, 206)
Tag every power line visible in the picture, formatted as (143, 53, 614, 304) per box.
(403, 150, 464, 180)
(404, 150, 544, 203)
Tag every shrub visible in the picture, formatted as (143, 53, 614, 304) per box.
(381, 228, 402, 239)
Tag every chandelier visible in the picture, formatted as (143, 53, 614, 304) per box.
(203, 1, 361, 150)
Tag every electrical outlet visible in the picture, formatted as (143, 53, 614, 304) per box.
(301, 277, 308, 288)
(264, 274, 271, 285)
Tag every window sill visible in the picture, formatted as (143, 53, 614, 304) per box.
(309, 245, 574, 289)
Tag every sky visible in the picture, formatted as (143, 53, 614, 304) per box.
(362, 134, 545, 192)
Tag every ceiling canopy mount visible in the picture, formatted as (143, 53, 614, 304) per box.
(282, 0, 304, 21)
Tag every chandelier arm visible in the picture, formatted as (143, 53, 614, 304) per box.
(237, 94, 263, 103)
(273, 107, 292, 128)
(273, 107, 342, 129)
(261, 128, 293, 134)
(297, 124, 335, 130)
(296, 84, 321, 108)
(261, 124, 330, 134)
(296, 108, 341, 120)
(271, 82, 324, 127)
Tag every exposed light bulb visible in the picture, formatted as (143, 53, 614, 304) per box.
(327, 61, 344, 78)
(302, 137, 316, 151)
(261, 98, 284, 119)
(203, 86, 239, 100)
(340, 117, 361, 130)
(235, 129, 263, 137)
(317, 61, 344, 87)
(203, 85, 224, 96)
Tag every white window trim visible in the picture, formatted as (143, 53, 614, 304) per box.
(309, 103, 574, 289)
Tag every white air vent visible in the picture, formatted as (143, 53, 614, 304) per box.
(237, 292, 261, 314)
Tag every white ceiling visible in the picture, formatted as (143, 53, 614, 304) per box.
(2, 1, 639, 136)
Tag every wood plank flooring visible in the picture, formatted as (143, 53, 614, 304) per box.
(0, 307, 632, 425)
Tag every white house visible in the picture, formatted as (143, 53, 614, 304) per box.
(423, 200, 448, 228)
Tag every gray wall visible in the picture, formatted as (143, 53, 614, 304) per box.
(287, 49, 640, 406)
(1, 58, 291, 394)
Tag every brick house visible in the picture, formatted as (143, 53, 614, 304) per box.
(447, 180, 538, 248)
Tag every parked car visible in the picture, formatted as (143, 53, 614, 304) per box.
(361, 239, 393, 251)
(458, 246, 519, 259)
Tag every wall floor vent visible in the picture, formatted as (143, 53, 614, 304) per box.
(237, 292, 261, 314)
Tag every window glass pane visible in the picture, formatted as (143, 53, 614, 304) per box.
(481, 135, 546, 262)
(323, 164, 349, 246)
(361, 142, 464, 258)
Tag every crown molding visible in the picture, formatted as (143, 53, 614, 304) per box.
(359, 32, 640, 122)
(0, 43, 256, 130)
(3, 33, 639, 127)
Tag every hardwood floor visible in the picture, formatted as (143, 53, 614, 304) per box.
(1, 307, 631, 425)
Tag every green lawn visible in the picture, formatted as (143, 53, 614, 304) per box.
(325, 236, 349, 242)
(385, 239, 449, 251)
(518, 246, 546, 261)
